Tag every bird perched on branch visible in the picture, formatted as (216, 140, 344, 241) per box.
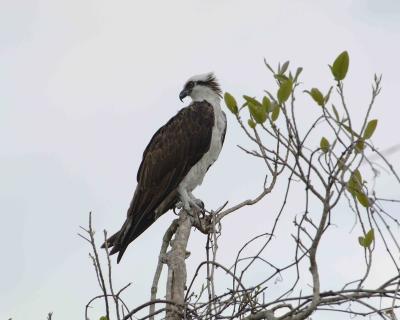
(102, 73, 227, 263)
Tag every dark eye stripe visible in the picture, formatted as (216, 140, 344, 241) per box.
(195, 77, 222, 97)
(187, 81, 194, 88)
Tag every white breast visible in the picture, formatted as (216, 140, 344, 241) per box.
(179, 104, 226, 192)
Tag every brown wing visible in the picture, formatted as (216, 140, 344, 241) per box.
(106, 101, 214, 262)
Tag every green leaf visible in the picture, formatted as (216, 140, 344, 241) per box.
(320, 137, 330, 153)
(277, 79, 293, 103)
(358, 229, 374, 248)
(353, 169, 362, 185)
(347, 170, 363, 197)
(337, 158, 346, 170)
(274, 74, 289, 82)
(357, 191, 370, 207)
(324, 87, 333, 105)
(224, 92, 238, 114)
(343, 125, 361, 138)
(262, 96, 272, 113)
(355, 139, 365, 153)
(294, 67, 303, 82)
(243, 95, 262, 107)
(99, 316, 109, 320)
(347, 184, 358, 197)
(363, 119, 378, 139)
(330, 51, 349, 81)
(248, 102, 267, 124)
(248, 119, 256, 129)
(280, 61, 290, 74)
(364, 229, 374, 247)
(271, 103, 280, 121)
(332, 105, 340, 122)
(306, 88, 325, 107)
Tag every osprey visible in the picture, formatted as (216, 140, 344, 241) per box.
(103, 73, 227, 263)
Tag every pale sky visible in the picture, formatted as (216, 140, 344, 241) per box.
(1, 1, 400, 319)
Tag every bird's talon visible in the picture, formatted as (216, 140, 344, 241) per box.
(195, 199, 205, 210)
(176, 201, 183, 209)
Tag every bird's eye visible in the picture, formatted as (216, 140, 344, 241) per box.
(187, 81, 194, 89)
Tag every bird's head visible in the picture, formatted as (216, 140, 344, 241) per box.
(179, 73, 222, 104)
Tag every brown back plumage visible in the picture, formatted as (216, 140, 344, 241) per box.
(102, 101, 215, 262)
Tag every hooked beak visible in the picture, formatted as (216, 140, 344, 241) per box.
(179, 89, 190, 102)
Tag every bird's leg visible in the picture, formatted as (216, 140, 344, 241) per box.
(177, 188, 192, 212)
(188, 192, 205, 210)
(187, 193, 206, 229)
(177, 189, 205, 217)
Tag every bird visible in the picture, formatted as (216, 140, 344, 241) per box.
(102, 72, 227, 263)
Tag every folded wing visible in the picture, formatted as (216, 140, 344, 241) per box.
(103, 101, 214, 262)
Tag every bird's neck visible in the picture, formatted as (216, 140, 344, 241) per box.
(191, 88, 221, 109)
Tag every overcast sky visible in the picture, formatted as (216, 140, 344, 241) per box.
(1, 1, 400, 319)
